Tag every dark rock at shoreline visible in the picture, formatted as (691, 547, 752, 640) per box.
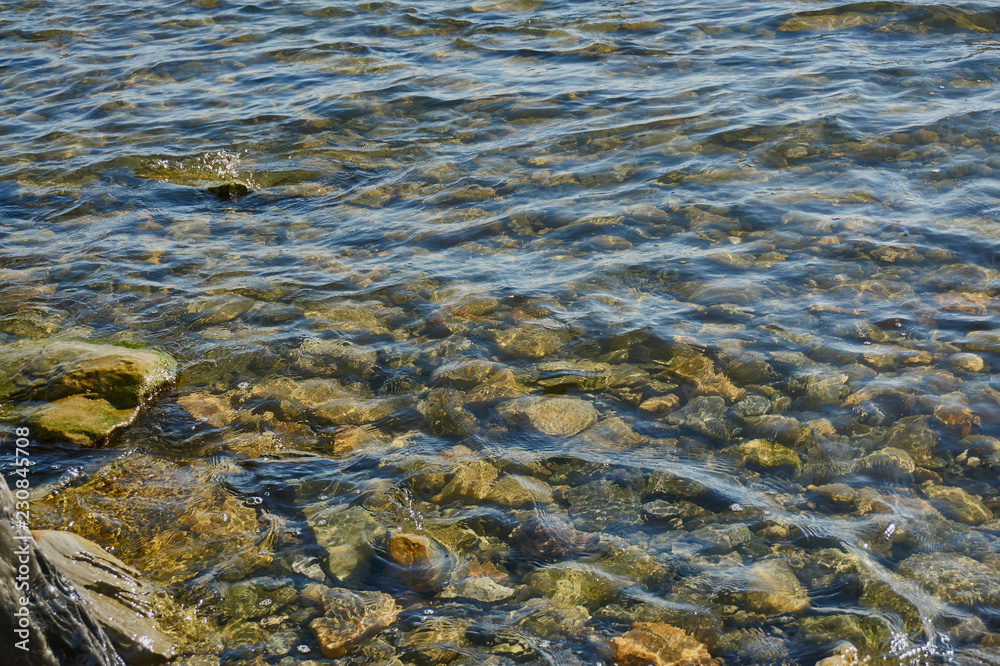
(33, 530, 178, 662)
(0, 474, 123, 666)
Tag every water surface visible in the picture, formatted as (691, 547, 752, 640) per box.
(3, 0, 1000, 664)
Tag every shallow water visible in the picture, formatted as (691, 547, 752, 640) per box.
(4, 0, 1000, 664)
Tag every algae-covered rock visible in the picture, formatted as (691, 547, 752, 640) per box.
(0, 339, 176, 408)
(309, 588, 399, 659)
(29, 395, 137, 447)
(496, 396, 597, 437)
(610, 622, 719, 666)
(0, 339, 176, 446)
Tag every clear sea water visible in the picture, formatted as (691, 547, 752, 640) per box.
(4, 0, 1000, 664)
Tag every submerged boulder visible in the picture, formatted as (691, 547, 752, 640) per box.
(0, 339, 176, 446)
(496, 396, 598, 437)
(309, 588, 399, 659)
(610, 622, 720, 666)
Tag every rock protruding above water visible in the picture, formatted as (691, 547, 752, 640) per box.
(309, 588, 400, 659)
(0, 339, 176, 446)
(496, 396, 598, 437)
(32, 530, 177, 663)
(0, 475, 123, 666)
(609, 622, 720, 666)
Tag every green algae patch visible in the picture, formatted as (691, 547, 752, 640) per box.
(30, 395, 137, 447)
(0, 338, 177, 446)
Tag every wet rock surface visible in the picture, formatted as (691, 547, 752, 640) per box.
(0, 339, 176, 446)
(610, 622, 720, 666)
(32, 529, 178, 662)
(0, 475, 124, 666)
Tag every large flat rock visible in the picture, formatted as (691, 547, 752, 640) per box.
(0, 339, 176, 446)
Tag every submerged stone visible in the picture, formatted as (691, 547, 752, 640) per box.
(564, 479, 642, 532)
(484, 474, 554, 508)
(420, 387, 479, 436)
(852, 447, 915, 480)
(920, 482, 993, 525)
(717, 627, 790, 665)
(798, 614, 891, 657)
(466, 367, 528, 404)
(884, 415, 937, 463)
(663, 352, 745, 403)
(496, 396, 598, 437)
(738, 439, 802, 475)
(897, 553, 1000, 608)
(440, 576, 514, 603)
(386, 532, 452, 593)
(432, 459, 498, 504)
(494, 326, 563, 358)
(665, 396, 730, 440)
(610, 622, 719, 666)
(527, 562, 621, 609)
(309, 588, 399, 659)
(32, 455, 258, 585)
(304, 503, 381, 585)
(717, 559, 809, 617)
(512, 515, 600, 561)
